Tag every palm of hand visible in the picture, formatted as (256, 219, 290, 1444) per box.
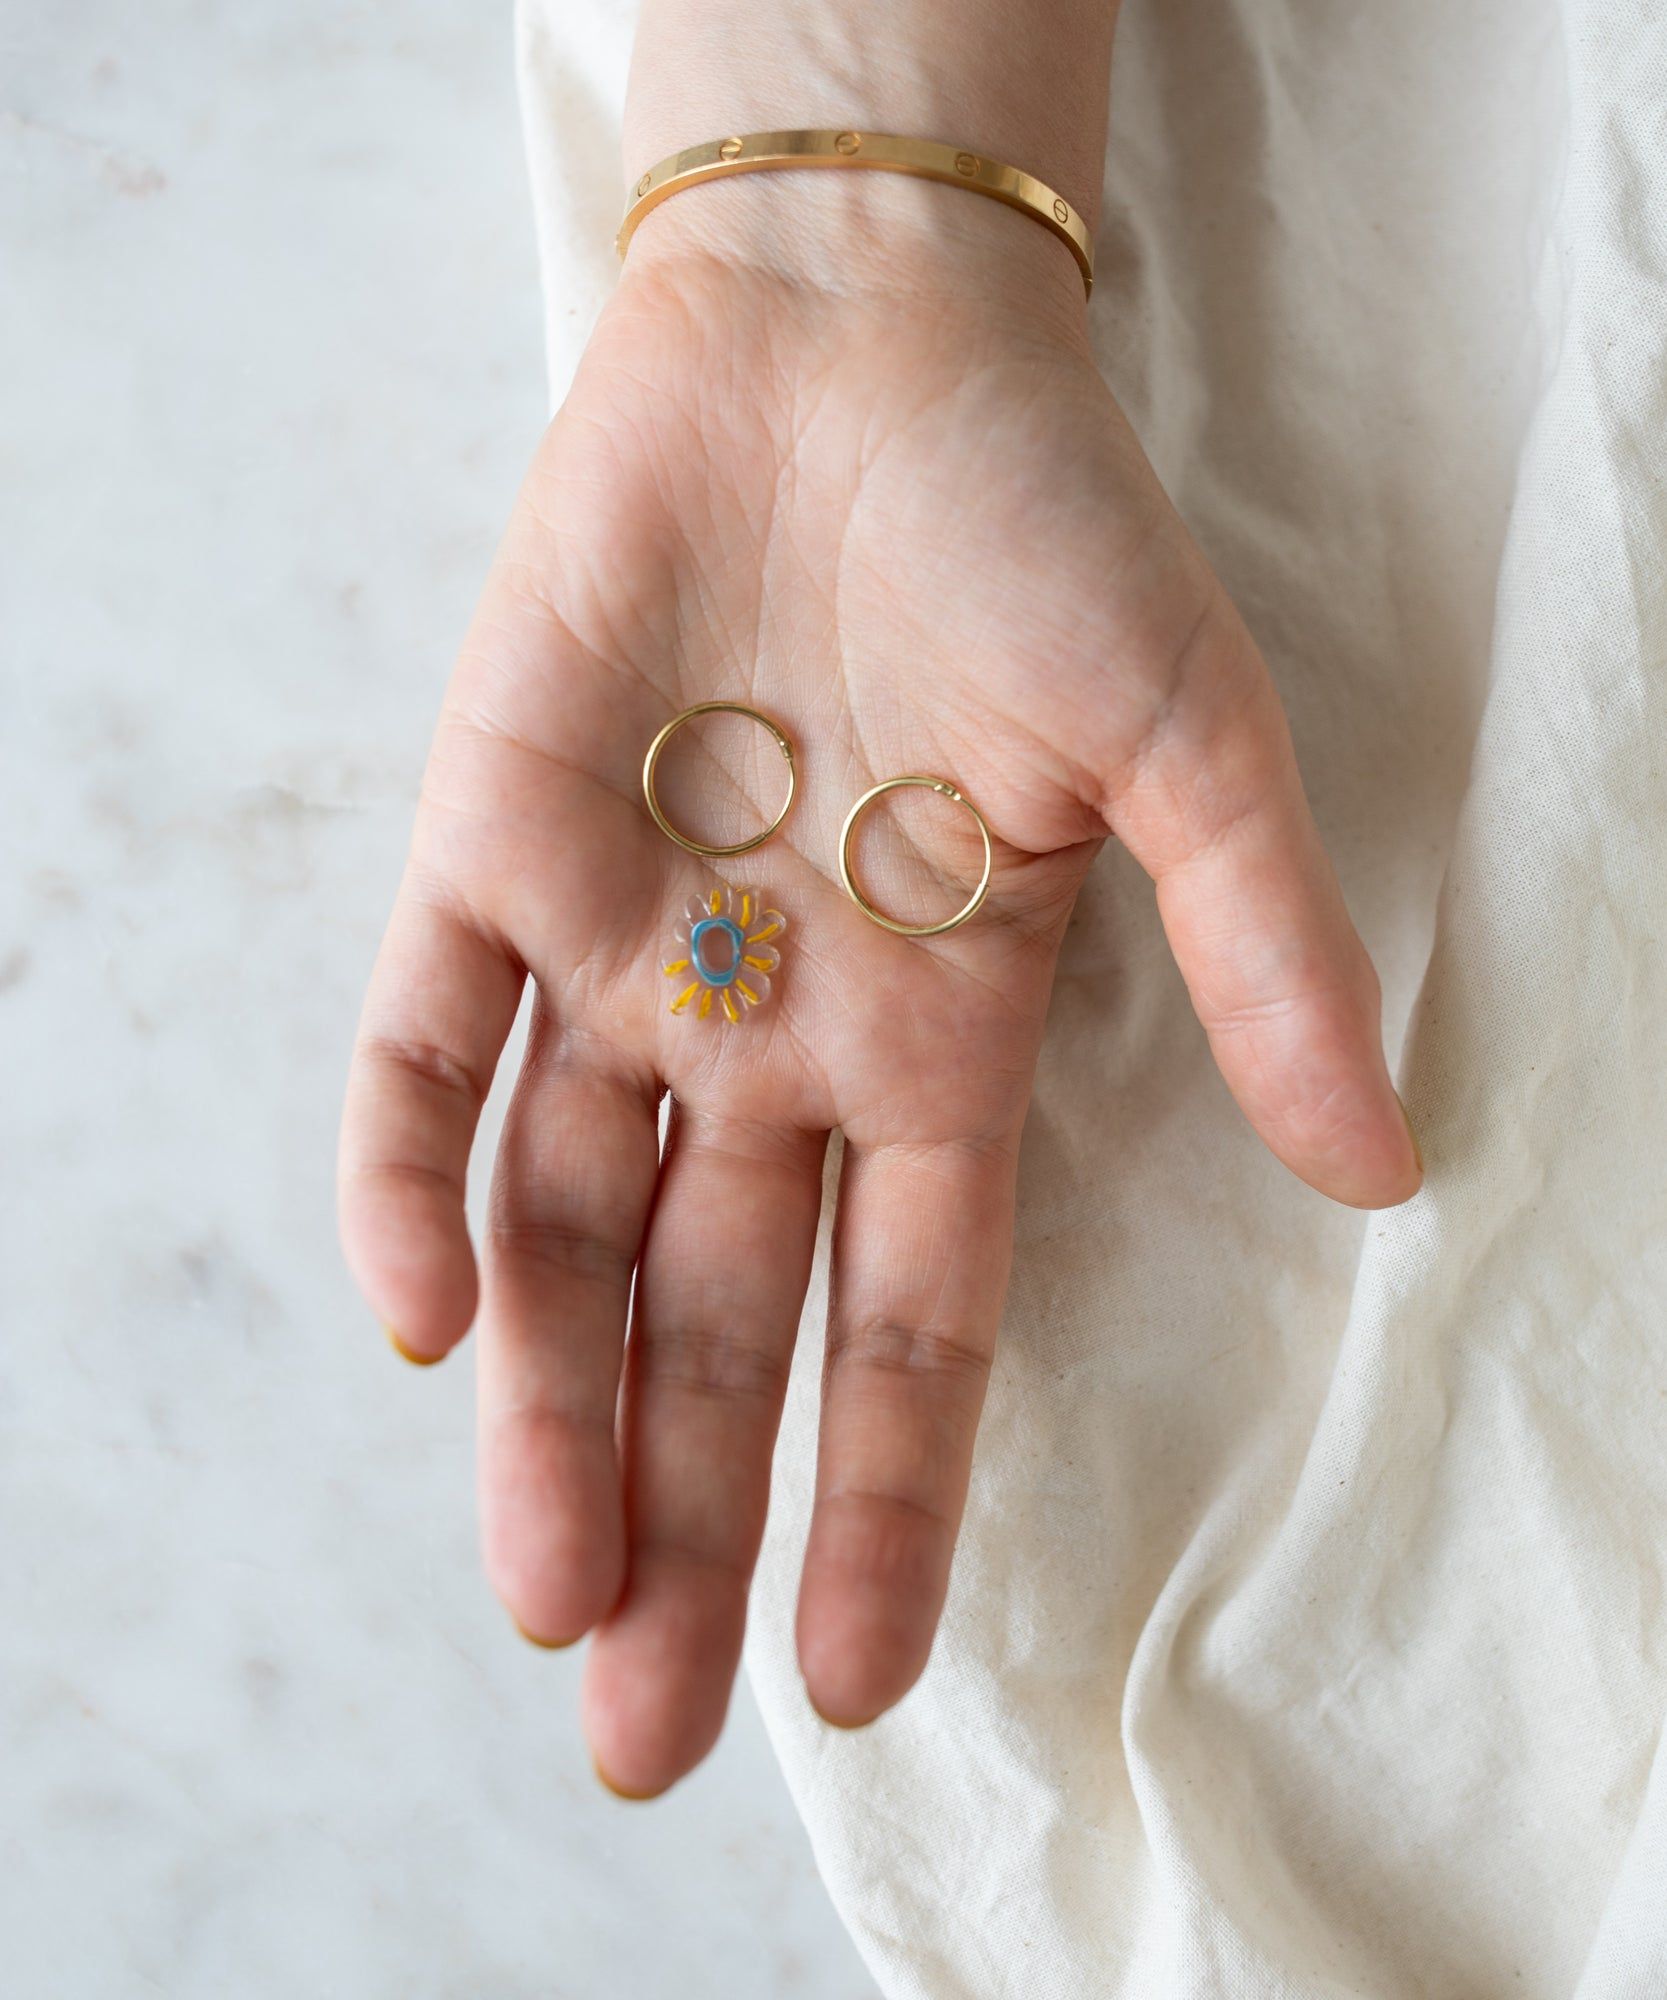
(342, 257, 1417, 1795)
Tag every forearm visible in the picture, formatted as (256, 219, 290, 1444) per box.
(621, 0, 1119, 313)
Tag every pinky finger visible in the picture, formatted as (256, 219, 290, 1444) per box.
(338, 871, 524, 1361)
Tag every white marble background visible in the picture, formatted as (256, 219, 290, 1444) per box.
(0, 4, 876, 1993)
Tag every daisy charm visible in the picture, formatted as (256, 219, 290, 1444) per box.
(663, 884, 785, 1024)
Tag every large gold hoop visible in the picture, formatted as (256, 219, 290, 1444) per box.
(642, 702, 797, 859)
(838, 775, 993, 938)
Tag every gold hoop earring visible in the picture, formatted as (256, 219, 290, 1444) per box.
(642, 701, 797, 858)
(838, 775, 993, 938)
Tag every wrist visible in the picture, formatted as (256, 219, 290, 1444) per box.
(619, 0, 1115, 330)
(619, 163, 1090, 336)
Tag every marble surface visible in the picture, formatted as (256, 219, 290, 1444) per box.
(0, 6, 877, 1994)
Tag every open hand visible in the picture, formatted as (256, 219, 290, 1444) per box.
(339, 206, 1420, 1798)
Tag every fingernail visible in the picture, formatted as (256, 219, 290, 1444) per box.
(384, 1324, 442, 1368)
(592, 1756, 667, 1803)
(1394, 1092, 1424, 1177)
(512, 1615, 575, 1652)
(808, 1695, 876, 1732)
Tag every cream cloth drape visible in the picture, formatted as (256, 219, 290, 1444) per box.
(517, 2, 1667, 1992)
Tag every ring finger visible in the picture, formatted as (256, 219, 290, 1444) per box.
(582, 1102, 826, 1798)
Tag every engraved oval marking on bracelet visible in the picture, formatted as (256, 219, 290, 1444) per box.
(718, 136, 743, 162)
(954, 152, 979, 177)
(1053, 197, 1070, 223)
(636, 172, 652, 197)
(834, 130, 862, 155)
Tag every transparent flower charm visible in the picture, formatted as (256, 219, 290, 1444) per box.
(663, 883, 786, 1024)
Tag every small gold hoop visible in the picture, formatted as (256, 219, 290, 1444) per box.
(642, 702, 797, 858)
(838, 775, 994, 938)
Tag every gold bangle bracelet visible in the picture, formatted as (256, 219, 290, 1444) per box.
(617, 129, 1094, 298)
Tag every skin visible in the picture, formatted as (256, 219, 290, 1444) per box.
(338, 2, 1421, 1800)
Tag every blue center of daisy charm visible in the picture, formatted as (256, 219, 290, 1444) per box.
(663, 884, 786, 1024)
(689, 916, 744, 988)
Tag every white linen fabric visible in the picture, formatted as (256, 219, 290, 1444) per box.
(517, 1, 1667, 1992)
